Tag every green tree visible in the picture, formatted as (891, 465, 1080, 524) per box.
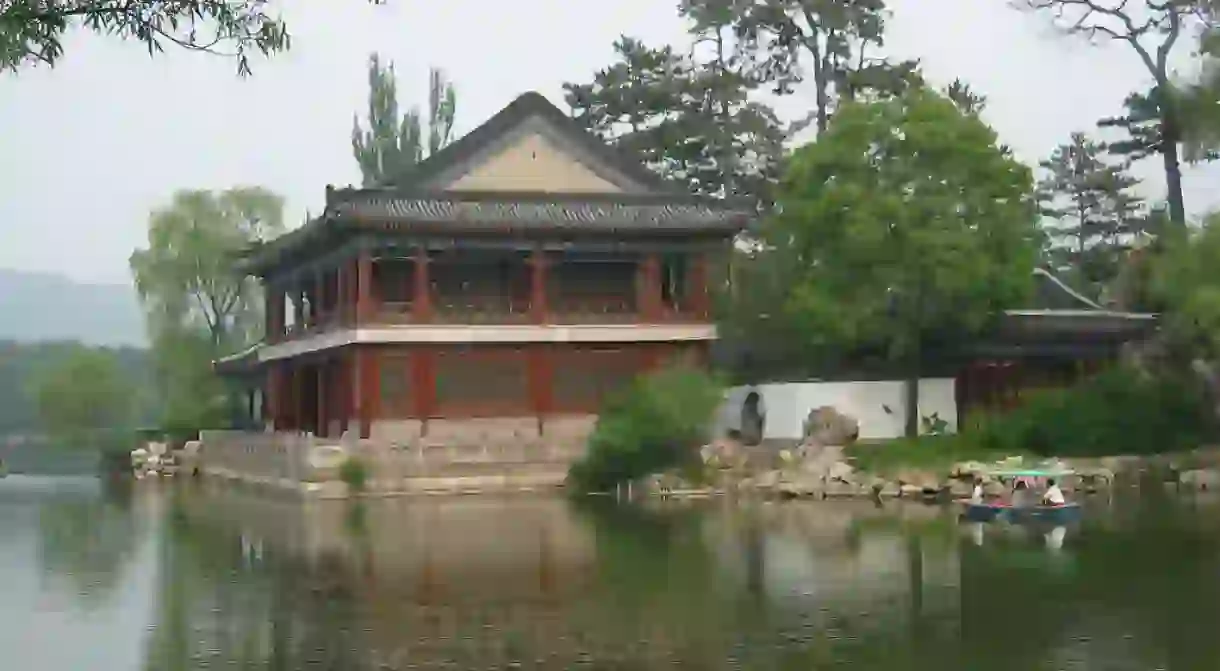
(765, 88, 1038, 436)
(29, 346, 136, 449)
(0, 1, 387, 74)
(1015, 0, 1218, 227)
(565, 35, 786, 206)
(693, 0, 920, 134)
(1037, 131, 1145, 298)
(1151, 213, 1220, 359)
(568, 365, 724, 491)
(352, 55, 458, 187)
(130, 187, 284, 351)
(943, 77, 987, 116)
(1, 1, 282, 74)
(129, 187, 283, 432)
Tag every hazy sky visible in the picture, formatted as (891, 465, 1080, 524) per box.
(0, 0, 1215, 283)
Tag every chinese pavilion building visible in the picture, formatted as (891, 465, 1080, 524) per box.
(220, 91, 751, 459)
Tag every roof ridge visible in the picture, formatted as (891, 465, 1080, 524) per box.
(1032, 267, 1104, 310)
(388, 90, 684, 195)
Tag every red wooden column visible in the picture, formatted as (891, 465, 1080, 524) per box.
(412, 250, 432, 322)
(356, 248, 373, 324)
(528, 346, 553, 434)
(336, 264, 349, 325)
(688, 252, 711, 319)
(265, 285, 285, 342)
(413, 349, 436, 434)
(313, 272, 325, 328)
(637, 254, 662, 321)
(316, 359, 328, 438)
(346, 348, 359, 437)
(284, 361, 299, 432)
(337, 353, 351, 435)
(351, 347, 379, 439)
(528, 248, 549, 323)
(266, 361, 282, 430)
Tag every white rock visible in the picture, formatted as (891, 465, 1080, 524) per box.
(1180, 468, 1220, 490)
(827, 461, 854, 483)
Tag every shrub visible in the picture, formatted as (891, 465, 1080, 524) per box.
(338, 456, 369, 493)
(966, 366, 1215, 458)
(568, 365, 724, 492)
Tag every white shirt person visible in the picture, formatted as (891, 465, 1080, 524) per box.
(1042, 479, 1066, 506)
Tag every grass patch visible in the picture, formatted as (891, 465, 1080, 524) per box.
(846, 434, 1011, 477)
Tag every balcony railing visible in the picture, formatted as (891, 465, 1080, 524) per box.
(547, 296, 638, 324)
(433, 295, 534, 324)
(272, 295, 706, 341)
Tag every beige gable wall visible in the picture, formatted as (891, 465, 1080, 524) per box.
(444, 132, 624, 193)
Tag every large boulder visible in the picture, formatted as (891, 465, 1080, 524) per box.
(304, 444, 350, 481)
(699, 437, 745, 470)
(1180, 468, 1220, 490)
(801, 406, 860, 447)
(827, 461, 855, 483)
(949, 460, 988, 479)
(777, 472, 824, 498)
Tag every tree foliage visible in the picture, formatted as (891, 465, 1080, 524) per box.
(1036, 131, 1147, 298)
(568, 365, 724, 492)
(0, 0, 290, 74)
(129, 186, 282, 433)
(1015, 0, 1218, 227)
(352, 54, 457, 187)
(693, 0, 921, 134)
(130, 186, 283, 352)
(0, 341, 152, 436)
(764, 89, 1038, 435)
(564, 35, 786, 206)
(1151, 214, 1220, 358)
(0, 1, 390, 75)
(29, 346, 136, 449)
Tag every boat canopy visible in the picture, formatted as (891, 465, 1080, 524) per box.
(987, 469, 1076, 478)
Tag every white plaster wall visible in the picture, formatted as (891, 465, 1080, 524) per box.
(717, 378, 958, 441)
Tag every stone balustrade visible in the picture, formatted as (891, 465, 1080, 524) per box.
(198, 415, 597, 497)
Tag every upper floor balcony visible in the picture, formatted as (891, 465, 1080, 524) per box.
(264, 248, 713, 343)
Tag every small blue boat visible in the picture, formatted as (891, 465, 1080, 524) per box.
(960, 501, 1082, 524)
(960, 467, 1081, 524)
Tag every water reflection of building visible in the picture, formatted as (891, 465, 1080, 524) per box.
(165, 491, 976, 668)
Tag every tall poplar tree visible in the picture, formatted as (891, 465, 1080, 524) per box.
(352, 55, 458, 187)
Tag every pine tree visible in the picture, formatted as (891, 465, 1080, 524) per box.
(679, 0, 922, 135)
(1037, 132, 1144, 299)
(351, 54, 457, 187)
(564, 35, 785, 207)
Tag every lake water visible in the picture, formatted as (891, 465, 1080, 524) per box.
(2, 476, 1219, 670)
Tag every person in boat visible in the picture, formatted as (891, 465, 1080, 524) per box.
(970, 476, 984, 504)
(1010, 479, 1033, 508)
(1042, 478, 1067, 506)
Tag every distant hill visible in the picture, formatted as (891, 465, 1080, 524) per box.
(0, 269, 144, 346)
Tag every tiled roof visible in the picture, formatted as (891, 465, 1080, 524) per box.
(329, 192, 748, 233)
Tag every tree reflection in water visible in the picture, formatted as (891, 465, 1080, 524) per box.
(136, 490, 1220, 670)
(37, 479, 144, 609)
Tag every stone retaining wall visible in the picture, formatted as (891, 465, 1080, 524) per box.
(198, 415, 597, 498)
